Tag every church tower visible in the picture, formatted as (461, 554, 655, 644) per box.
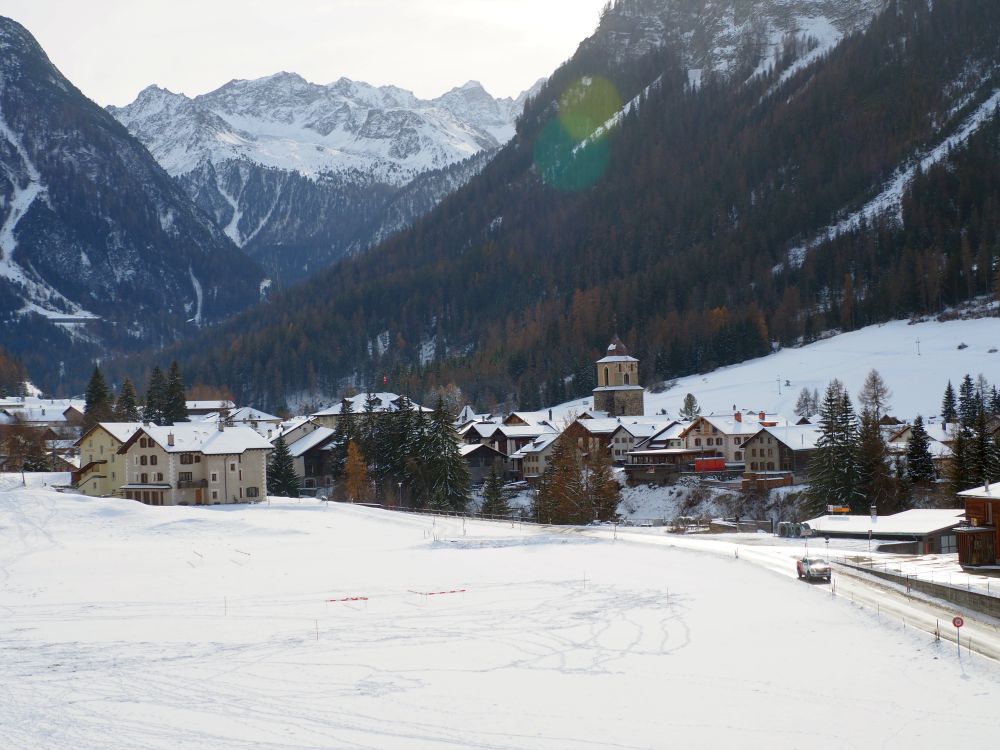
(592, 335, 644, 417)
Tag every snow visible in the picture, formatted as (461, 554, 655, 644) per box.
(805, 509, 966, 536)
(187, 265, 203, 325)
(1, 482, 997, 747)
(786, 89, 1000, 267)
(543, 316, 998, 425)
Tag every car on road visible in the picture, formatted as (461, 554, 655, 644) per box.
(797, 556, 832, 582)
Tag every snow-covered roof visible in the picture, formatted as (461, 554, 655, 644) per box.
(80, 422, 143, 446)
(958, 481, 1000, 499)
(593, 385, 643, 392)
(126, 424, 272, 455)
(595, 355, 639, 364)
(459, 443, 506, 458)
(510, 433, 560, 460)
(6, 407, 70, 423)
(746, 424, 821, 451)
(804, 509, 966, 536)
(286, 427, 335, 457)
(311, 392, 428, 417)
(227, 406, 281, 422)
(185, 400, 236, 411)
(613, 420, 675, 439)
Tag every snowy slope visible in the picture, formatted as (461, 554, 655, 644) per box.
(110, 75, 542, 185)
(544, 316, 1000, 424)
(1, 483, 997, 748)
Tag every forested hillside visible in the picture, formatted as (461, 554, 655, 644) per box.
(148, 0, 1000, 411)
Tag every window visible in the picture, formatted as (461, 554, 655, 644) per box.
(230, 463, 236, 472)
(140, 473, 148, 483)
(211, 491, 218, 500)
(180, 454, 193, 465)
(211, 473, 218, 482)
(694, 438, 701, 446)
(139, 438, 146, 448)
(604, 367, 609, 386)
(156, 473, 163, 482)
(100, 445, 104, 454)
(150, 455, 158, 466)
(195, 455, 201, 463)
(247, 487, 259, 498)
(624, 373, 630, 385)
(179, 472, 193, 482)
(140, 455, 147, 466)
(735, 452, 742, 461)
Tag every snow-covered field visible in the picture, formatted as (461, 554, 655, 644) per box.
(2, 479, 997, 749)
(545, 316, 1000, 425)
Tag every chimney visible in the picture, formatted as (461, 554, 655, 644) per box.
(167, 432, 174, 446)
(218, 420, 225, 432)
(734, 411, 741, 423)
(549, 409, 553, 420)
(758, 410, 765, 421)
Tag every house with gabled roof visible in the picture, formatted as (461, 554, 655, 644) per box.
(73, 422, 143, 497)
(117, 423, 271, 506)
(509, 433, 559, 482)
(624, 421, 702, 484)
(311, 392, 430, 428)
(740, 424, 821, 490)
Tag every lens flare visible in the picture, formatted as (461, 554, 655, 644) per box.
(534, 76, 621, 192)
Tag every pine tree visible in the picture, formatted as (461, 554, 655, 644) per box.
(534, 435, 586, 524)
(267, 435, 300, 498)
(806, 380, 863, 515)
(162, 361, 189, 425)
(678, 393, 701, 420)
(858, 369, 892, 420)
(480, 464, 509, 517)
(968, 406, 992, 488)
(404, 407, 434, 508)
(327, 398, 357, 479)
(857, 408, 896, 513)
(143, 367, 167, 425)
(958, 374, 979, 429)
(113, 377, 141, 421)
(344, 440, 371, 503)
(948, 428, 972, 493)
(83, 366, 113, 431)
(424, 397, 471, 512)
(941, 381, 958, 425)
(905, 416, 936, 484)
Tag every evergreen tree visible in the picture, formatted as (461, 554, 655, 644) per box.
(678, 393, 701, 420)
(958, 374, 979, 429)
(143, 367, 167, 425)
(359, 392, 382, 475)
(327, 398, 357, 479)
(990, 385, 1000, 417)
(941, 381, 958, 424)
(584, 446, 620, 521)
(113, 377, 141, 421)
(267, 436, 301, 498)
(806, 380, 863, 514)
(384, 394, 414, 480)
(968, 406, 992, 488)
(857, 408, 896, 513)
(858, 369, 892, 420)
(948, 427, 972, 493)
(344, 440, 372, 503)
(162, 361, 189, 424)
(424, 397, 471, 512)
(905, 415, 936, 484)
(83, 366, 113, 431)
(404, 407, 434, 507)
(480, 464, 510, 517)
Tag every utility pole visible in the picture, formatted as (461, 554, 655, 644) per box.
(916, 338, 921, 356)
(776, 375, 781, 395)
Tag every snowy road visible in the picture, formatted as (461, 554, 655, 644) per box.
(2, 488, 998, 748)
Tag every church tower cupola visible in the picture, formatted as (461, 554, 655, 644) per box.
(592, 334, 644, 417)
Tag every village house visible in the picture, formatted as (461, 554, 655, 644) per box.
(740, 423, 821, 490)
(460, 443, 507, 484)
(185, 400, 236, 417)
(510, 433, 559, 482)
(607, 418, 676, 463)
(116, 423, 271, 506)
(73, 422, 143, 497)
(956, 481, 1000, 569)
(886, 424, 954, 476)
(624, 421, 700, 484)
(285, 426, 337, 489)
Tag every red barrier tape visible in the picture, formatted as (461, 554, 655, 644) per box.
(327, 596, 369, 602)
(408, 589, 467, 596)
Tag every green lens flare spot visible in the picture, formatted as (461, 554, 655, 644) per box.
(557, 77, 622, 142)
(533, 118, 609, 192)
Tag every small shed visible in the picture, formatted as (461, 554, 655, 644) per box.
(803, 508, 966, 554)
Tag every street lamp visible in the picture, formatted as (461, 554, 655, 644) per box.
(397, 481, 403, 510)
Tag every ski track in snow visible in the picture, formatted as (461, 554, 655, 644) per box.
(1, 488, 998, 748)
(786, 88, 1000, 268)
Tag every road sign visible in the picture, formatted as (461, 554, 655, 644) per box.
(952, 616, 964, 628)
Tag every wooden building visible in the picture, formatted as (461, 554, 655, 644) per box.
(956, 482, 1000, 569)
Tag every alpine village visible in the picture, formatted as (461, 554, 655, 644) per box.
(4, 0, 1000, 745)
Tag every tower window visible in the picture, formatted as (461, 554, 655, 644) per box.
(624, 373, 630, 385)
(604, 367, 609, 386)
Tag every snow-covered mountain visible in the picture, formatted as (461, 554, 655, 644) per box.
(0, 17, 262, 376)
(588, 0, 886, 80)
(110, 75, 543, 281)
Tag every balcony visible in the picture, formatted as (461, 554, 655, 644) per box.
(177, 479, 208, 489)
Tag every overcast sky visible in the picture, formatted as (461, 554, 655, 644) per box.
(6, 0, 609, 106)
